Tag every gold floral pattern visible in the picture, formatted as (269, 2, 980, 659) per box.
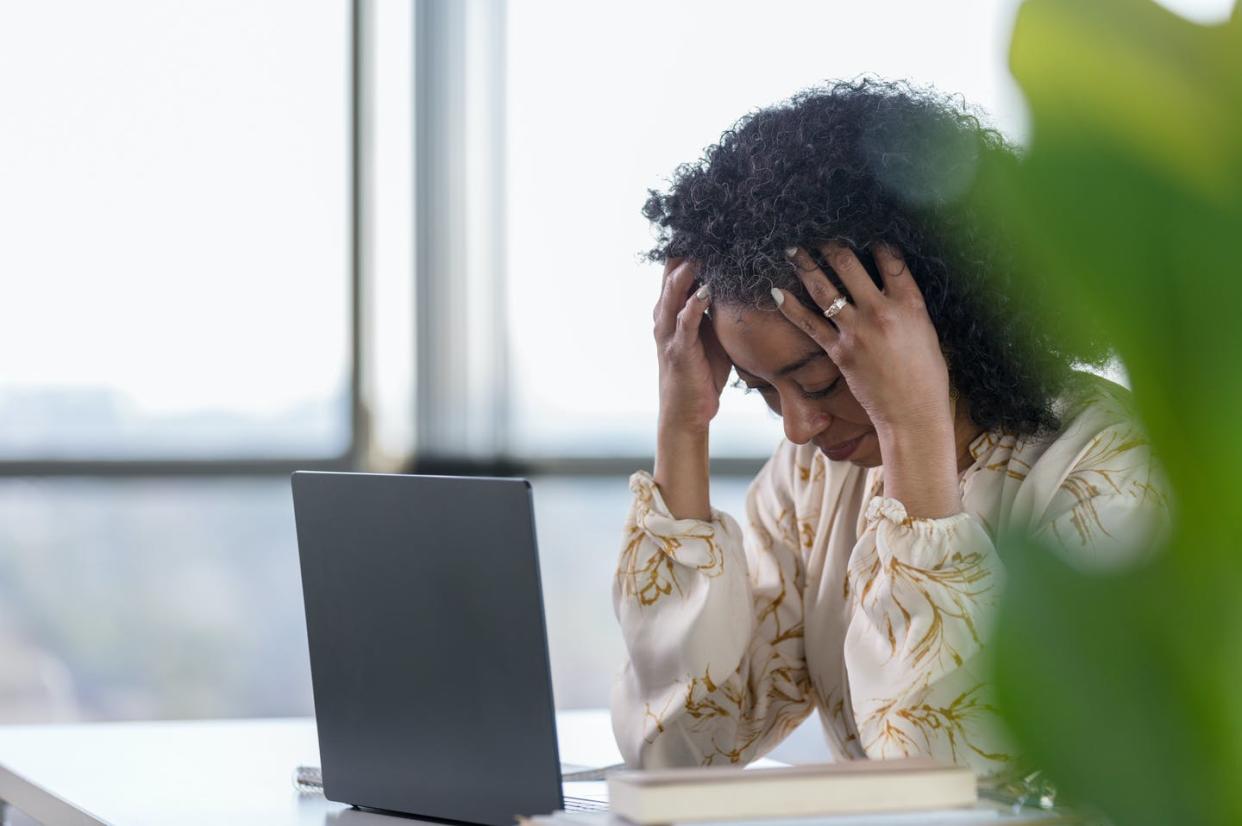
(613, 375, 1168, 776)
(617, 532, 682, 606)
(1056, 426, 1155, 545)
(617, 476, 727, 606)
(861, 679, 1009, 765)
(889, 549, 992, 669)
(640, 692, 676, 746)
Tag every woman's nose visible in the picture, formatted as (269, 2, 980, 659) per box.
(781, 396, 830, 445)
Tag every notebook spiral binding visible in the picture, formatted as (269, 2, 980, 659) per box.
(293, 765, 324, 795)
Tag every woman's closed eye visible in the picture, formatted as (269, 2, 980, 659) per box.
(731, 377, 842, 399)
(801, 377, 843, 399)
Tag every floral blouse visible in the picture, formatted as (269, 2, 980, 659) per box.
(611, 373, 1170, 775)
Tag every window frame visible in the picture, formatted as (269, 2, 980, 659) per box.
(0, 0, 764, 481)
(0, 0, 368, 478)
(404, 0, 764, 479)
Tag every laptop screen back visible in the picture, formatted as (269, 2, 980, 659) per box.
(292, 472, 563, 825)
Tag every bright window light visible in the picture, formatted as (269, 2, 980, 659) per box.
(0, 0, 351, 459)
(505, 0, 1030, 458)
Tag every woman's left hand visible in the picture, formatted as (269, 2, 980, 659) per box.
(773, 242, 951, 438)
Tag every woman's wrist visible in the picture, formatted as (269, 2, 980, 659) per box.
(875, 417, 963, 520)
(653, 421, 712, 521)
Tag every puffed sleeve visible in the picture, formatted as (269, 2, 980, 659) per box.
(843, 409, 1169, 777)
(611, 450, 814, 768)
(843, 498, 1011, 774)
(1029, 419, 1171, 570)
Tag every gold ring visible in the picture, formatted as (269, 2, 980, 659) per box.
(823, 296, 849, 320)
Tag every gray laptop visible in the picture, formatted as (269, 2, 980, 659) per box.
(292, 471, 608, 825)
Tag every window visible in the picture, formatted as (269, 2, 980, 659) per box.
(505, 0, 1031, 459)
(0, 0, 351, 461)
(0, 0, 352, 722)
(3, 0, 1182, 725)
(503, 0, 1035, 717)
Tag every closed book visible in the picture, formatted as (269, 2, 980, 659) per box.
(606, 759, 977, 824)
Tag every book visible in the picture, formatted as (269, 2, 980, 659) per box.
(606, 758, 977, 824)
(523, 805, 1052, 826)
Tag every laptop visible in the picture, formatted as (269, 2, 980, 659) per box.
(292, 471, 610, 825)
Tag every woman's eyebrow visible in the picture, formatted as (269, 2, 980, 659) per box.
(734, 351, 829, 384)
(776, 350, 829, 378)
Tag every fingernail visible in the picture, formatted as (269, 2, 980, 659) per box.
(783, 246, 798, 259)
(770, 288, 784, 307)
(695, 285, 710, 301)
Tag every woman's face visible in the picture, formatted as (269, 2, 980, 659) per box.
(711, 304, 882, 467)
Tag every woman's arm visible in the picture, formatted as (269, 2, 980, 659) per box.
(612, 447, 815, 768)
(844, 410, 1169, 775)
(650, 258, 732, 521)
(875, 417, 962, 518)
(844, 498, 1009, 772)
(654, 424, 711, 522)
(614, 257, 813, 768)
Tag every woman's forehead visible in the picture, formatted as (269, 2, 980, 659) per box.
(712, 305, 828, 379)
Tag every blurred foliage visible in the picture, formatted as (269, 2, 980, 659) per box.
(974, 0, 1242, 824)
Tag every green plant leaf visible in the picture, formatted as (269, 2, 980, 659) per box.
(975, 0, 1242, 823)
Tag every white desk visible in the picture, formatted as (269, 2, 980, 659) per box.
(0, 710, 621, 826)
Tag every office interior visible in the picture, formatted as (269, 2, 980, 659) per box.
(0, 0, 1227, 732)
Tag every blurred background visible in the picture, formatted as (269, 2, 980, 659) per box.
(0, 0, 1229, 725)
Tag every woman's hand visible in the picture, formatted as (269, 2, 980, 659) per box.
(651, 258, 731, 521)
(653, 258, 732, 433)
(773, 243, 963, 518)
(776, 243, 950, 433)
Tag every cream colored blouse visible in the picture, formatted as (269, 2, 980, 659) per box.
(611, 373, 1169, 775)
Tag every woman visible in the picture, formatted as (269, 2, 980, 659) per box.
(612, 80, 1169, 776)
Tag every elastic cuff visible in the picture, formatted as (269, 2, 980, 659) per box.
(864, 495, 971, 538)
(626, 471, 734, 574)
(629, 470, 720, 536)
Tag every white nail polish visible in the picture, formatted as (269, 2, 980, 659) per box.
(784, 246, 798, 258)
(770, 288, 784, 307)
(695, 285, 710, 301)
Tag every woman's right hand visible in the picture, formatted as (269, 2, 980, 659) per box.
(653, 258, 732, 433)
(652, 259, 732, 521)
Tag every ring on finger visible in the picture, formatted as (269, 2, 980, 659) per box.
(823, 295, 849, 320)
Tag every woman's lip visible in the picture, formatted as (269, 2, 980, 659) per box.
(822, 432, 868, 461)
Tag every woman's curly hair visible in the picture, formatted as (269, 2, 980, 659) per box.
(643, 78, 1111, 437)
